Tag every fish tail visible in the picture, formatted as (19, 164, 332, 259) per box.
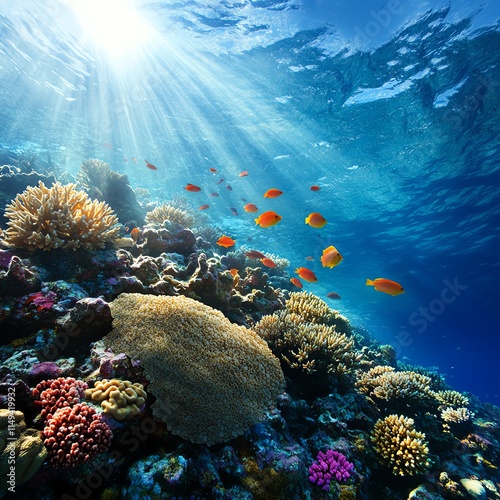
(254, 218, 259, 225)
(365, 279, 374, 286)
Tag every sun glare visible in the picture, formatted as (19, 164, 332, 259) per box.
(70, 0, 153, 57)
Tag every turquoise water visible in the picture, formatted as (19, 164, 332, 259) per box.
(0, 1, 499, 402)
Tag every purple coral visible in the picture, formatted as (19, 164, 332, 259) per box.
(308, 449, 354, 491)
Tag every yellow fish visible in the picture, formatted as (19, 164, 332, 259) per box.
(254, 211, 282, 228)
(366, 278, 404, 296)
(321, 245, 343, 268)
(305, 212, 327, 228)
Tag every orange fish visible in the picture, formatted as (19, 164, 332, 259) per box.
(244, 203, 258, 213)
(245, 250, 266, 259)
(144, 160, 157, 170)
(130, 227, 141, 242)
(321, 245, 343, 268)
(305, 212, 327, 228)
(295, 267, 318, 283)
(310, 185, 320, 191)
(260, 257, 276, 268)
(239, 171, 249, 177)
(290, 277, 303, 288)
(264, 188, 283, 198)
(326, 292, 341, 300)
(216, 236, 236, 248)
(366, 278, 405, 296)
(209, 167, 218, 173)
(184, 183, 201, 192)
(198, 204, 210, 210)
(255, 211, 282, 228)
(229, 268, 239, 277)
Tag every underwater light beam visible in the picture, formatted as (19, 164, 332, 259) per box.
(69, 0, 153, 57)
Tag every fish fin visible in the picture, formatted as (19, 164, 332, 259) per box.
(365, 279, 374, 286)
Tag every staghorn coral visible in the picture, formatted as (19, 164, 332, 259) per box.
(4, 181, 120, 251)
(254, 311, 361, 376)
(435, 390, 470, 409)
(285, 291, 352, 336)
(371, 414, 430, 476)
(0, 409, 47, 496)
(84, 379, 147, 421)
(441, 407, 474, 423)
(105, 293, 284, 445)
(42, 403, 113, 467)
(145, 204, 195, 228)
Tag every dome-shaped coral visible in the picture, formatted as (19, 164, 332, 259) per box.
(4, 181, 119, 251)
(145, 204, 195, 228)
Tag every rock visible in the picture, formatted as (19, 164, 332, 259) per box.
(459, 478, 486, 499)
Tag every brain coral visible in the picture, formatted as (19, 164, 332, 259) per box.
(105, 293, 284, 445)
(371, 414, 430, 476)
(3, 181, 119, 250)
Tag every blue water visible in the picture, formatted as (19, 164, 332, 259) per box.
(0, 1, 499, 403)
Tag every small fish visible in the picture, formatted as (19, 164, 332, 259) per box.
(216, 235, 236, 248)
(290, 277, 303, 288)
(131, 157, 138, 162)
(198, 204, 210, 210)
(229, 268, 239, 277)
(245, 250, 266, 259)
(263, 188, 283, 198)
(305, 212, 327, 228)
(326, 292, 341, 300)
(295, 267, 318, 283)
(230, 207, 239, 215)
(144, 160, 158, 170)
(226, 184, 232, 191)
(244, 203, 258, 213)
(130, 227, 141, 242)
(321, 245, 343, 268)
(184, 183, 201, 192)
(255, 211, 282, 228)
(241, 198, 247, 202)
(310, 185, 320, 191)
(210, 192, 219, 197)
(209, 167, 218, 173)
(305, 256, 315, 261)
(366, 278, 405, 296)
(239, 171, 249, 177)
(217, 178, 225, 184)
(260, 257, 276, 268)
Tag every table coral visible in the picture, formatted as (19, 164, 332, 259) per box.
(105, 293, 284, 445)
(371, 414, 430, 476)
(3, 181, 120, 251)
(84, 378, 147, 421)
(42, 403, 113, 467)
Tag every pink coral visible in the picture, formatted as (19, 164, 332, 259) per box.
(32, 377, 88, 422)
(308, 449, 354, 491)
(42, 403, 113, 467)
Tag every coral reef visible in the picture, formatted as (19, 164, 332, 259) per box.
(105, 293, 284, 445)
(308, 449, 355, 491)
(3, 181, 120, 251)
(42, 402, 113, 467)
(0, 409, 46, 496)
(371, 414, 431, 476)
(84, 378, 147, 421)
(145, 204, 195, 228)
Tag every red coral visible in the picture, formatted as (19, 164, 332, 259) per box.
(32, 377, 88, 422)
(42, 403, 113, 467)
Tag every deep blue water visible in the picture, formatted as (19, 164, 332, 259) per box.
(0, 1, 499, 402)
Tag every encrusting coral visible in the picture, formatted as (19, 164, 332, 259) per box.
(84, 379, 147, 421)
(105, 293, 284, 445)
(371, 414, 430, 476)
(3, 181, 120, 251)
(0, 409, 47, 496)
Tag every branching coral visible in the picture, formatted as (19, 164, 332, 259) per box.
(441, 407, 474, 423)
(4, 181, 120, 251)
(371, 414, 430, 476)
(84, 379, 147, 421)
(434, 390, 470, 409)
(145, 204, 195, 228)
(254, 311, 361, 375)
(105, 293, 284, 445)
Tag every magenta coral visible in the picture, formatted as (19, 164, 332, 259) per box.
(32, 377, 88, 422)
(42, 403, 113, 467)
(308, 449, 354, 491)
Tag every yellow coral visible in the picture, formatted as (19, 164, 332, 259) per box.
(434, 390, 469, 408)
(0, 409, 47, 496)
(84, 379, 147, 421)
(440, 407, 474, 423)
(145, 204, 195, 228)
(105, 293, 284, 445)
(371, 414, 430, 476)
(4, 181, 119, 251)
